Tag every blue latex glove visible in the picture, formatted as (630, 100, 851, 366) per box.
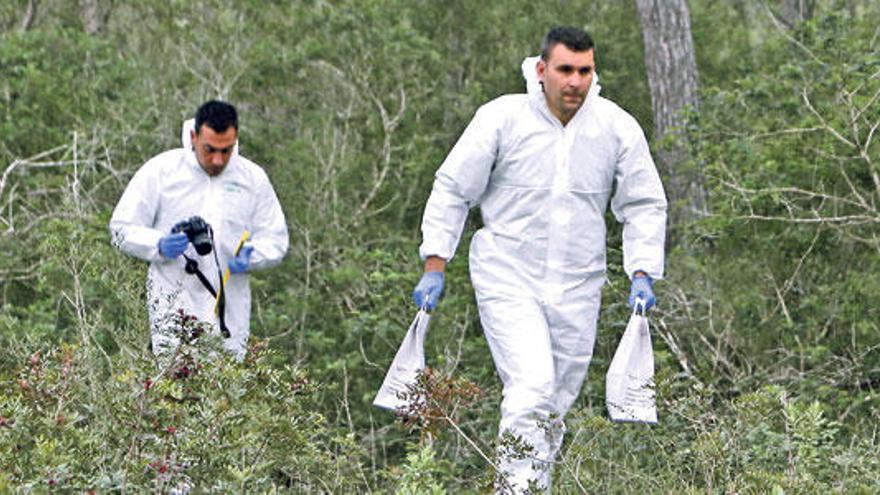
(628, 273, 655, 313)
(228, 245, 254, 274)
(412, 271, 445, 311)
(158, 232, 189, 259)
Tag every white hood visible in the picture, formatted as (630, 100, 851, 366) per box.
(181, 118, 240, 155)
(520, 55, 602, 98)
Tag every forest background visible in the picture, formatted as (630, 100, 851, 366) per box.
(1, 0, 879, 492)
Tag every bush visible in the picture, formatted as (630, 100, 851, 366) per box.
(0, 330, 368, 492)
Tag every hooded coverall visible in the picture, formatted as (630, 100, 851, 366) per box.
(109, 124, 289, 359)
(418, 59, 667, 491)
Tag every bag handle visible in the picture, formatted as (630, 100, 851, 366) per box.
(633, 297, 647, 317)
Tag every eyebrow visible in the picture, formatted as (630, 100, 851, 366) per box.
(204, 144, 234, 153)
(556, 64, 593, 71)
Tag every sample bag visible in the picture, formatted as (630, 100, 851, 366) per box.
(373, 310, 431, 411)
(605, 304, 657, 423)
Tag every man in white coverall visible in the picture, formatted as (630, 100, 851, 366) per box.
(109, 100, 289, 359)
(412, 27, 666, 491)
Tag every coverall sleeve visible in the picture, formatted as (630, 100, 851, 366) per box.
(246, 172, 289, 270)
(419, 104, 500, 262)
(108, 162, 165, 263)
(610, 118, 668, 280)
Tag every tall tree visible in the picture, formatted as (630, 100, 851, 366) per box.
(635, 0, 705, 231)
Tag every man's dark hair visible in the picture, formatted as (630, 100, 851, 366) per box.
(540, 26, 594, 61)
(195, 100, 238, 134)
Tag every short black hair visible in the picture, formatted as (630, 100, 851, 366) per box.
(194, 100, 238, 134)
(540, 26, 594, 61)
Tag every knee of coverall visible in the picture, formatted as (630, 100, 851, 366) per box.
(499, 380, 558, 434)
(546, 277, 604, 413)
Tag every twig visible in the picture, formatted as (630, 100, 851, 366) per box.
(341, 362, 355, 434)
(767, 271, 793, 326)
(802, 88, 857, 149)
(719, 182, 867, 210)
(0, 145, 69, 202)
(440, 410, 501, 473)
(761, 2, 825, 66)
(653, 316, 694, 378)
(356, 86, 407, 218)
(734, 213, 878, 225)
(747, 126, 823, 141)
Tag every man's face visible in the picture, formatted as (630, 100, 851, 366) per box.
(191, 124, 237, 176)
(537, 44, 595, 124)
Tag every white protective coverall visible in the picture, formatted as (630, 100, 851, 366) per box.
(109, 121, 289, 359)
(419, 57, 666, 491)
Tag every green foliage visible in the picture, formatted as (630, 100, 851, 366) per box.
(0, 335, 366, 492)
(391, 443, 448, 495)
(547, 382, 880, 493)
(1, 0, 879, 491)
(671, 4, 880, 435)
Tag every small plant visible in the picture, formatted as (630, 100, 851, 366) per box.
(397, 367, 482, 437)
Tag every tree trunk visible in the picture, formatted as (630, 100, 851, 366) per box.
(779, 0, 815, 27)
(635, 0, 706, 233)
(20, 0, 38, 32)
(81, 0, 114, 35)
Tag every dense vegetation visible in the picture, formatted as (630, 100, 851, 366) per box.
(1, 0, 878, 492)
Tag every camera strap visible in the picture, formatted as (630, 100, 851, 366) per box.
(182, 254, 231, 339)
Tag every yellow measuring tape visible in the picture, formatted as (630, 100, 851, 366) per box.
(214, 230, 251, 315)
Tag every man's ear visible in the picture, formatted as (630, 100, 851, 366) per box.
(189, 129, 197, 148)
(536, 59, 546, 83)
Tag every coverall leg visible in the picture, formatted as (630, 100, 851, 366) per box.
(475, 275, 603, 493)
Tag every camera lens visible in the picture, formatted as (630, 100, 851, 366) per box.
(173, 216, 213, 256)
(191, 231, 213, 255)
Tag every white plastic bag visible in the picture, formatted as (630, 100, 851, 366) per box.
(373, 310, 431, 411)
(605, 303, 657, 423)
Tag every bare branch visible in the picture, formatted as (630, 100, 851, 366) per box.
(440, 411, 501, 474)
(761, 1, 825, 66)
(80, 0, 115, 35)
(865, 118, 880, 155)
(17, 212, 81, 236)
(781, 228, 819, 299)
(851, 69, 880, 124)
(767, 229, 820, 323)
(838, 164, 872, 213)
(356, 85, 407, 219)
(654, 316, 694, 378)
(0, 262, 42, 282)
(768, 271, 793, 325)
(718, 181, 870, 211)
(747, 126, 824, 141)
(0, 145, 71, 207)
(734, 213, 878, 225)
(20, 0, 38, 32)
(871, 23, 880, 50)
(802, 88, 856, 149)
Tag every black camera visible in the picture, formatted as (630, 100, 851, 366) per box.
(172, 216, 213, 256)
